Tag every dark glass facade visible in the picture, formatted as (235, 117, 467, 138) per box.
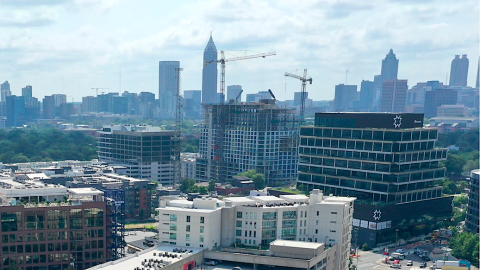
(298, 113, 451, 247)
(465, 170, 479, 234)
(0, 203, 107, 270)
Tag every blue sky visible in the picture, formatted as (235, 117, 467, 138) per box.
(0, 0, 478, 102)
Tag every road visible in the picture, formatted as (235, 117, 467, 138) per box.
(355, 250, 437, 270)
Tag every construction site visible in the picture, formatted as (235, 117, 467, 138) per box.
(196, 99, 300, 186)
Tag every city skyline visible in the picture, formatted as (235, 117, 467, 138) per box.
(0, 0, 478, 102)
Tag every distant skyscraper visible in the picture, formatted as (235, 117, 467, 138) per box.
(43, 96, 55, 119)
(184, 90, 202, 118)
(424, 89, 458, 118)
(227, 85, 242, 102)
(449, 54, 469, 87)
(381, 49, 399, 82)
(373, 74, 383, 111)
(6, 95, 26, 127)
(81, 96, 96, 113)
(294, 92, 309, 107)
(358, 80, 375, 110)
(246, 94, 256, 103)
(202, 34, 218, 104)
(21, 85, 33, 106)
(159, 61, 180, 118)
(1, 81, 11, 102)
(380, 79, 408, 113)
(333, 84, 358, 112)
(52, 94, 66, 106)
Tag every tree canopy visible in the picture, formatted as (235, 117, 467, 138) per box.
(0, 128, 97, 163)
(449, 232, 479, 266)
(238, 170, 266, 190)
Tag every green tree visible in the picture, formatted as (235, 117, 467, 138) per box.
(251, 174, 266, 190)
(445, 154, 466, 175)
(362, 243, 370, 251)
(449, 232, 479, 266)
(180, 179, 196, 193)
(198, 186, 208, 195)
(441, 178, 458, 195)
(463, 160, 479, 174)
(208, 179, 216, 192)
(453, 195, 468, 207)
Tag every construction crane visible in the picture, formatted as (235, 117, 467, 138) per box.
(234, 89, 243, 103)
(173, 67, 183, 187)
(91, 87, 110, 96)
(205, 51, 276, 182)
(268, 89, 276, 101)
(284, 69, 312, 122)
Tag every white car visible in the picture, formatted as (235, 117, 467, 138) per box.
(407, 260, 413, 266)
(396, 249, 405, 254)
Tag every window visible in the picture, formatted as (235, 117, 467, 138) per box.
(170, 214, 177, 222)
(186, 225, 190, 232)
(170, 224, 177, 231)
(170, 233, 176, 240)
(331, 212, 337, 214)
(186, 216, 190, 222)
(186, 234, 190, 241)
(200, 236, 204, 243)
(330, 230, 336, 233)
(236, 221, 242, 227)
(316, 220, 319, 225)
(237, 212, 242, 218)
(236, 230, 242, 236)
(200, 226, 204, 233)
(316, 211, 319, 216)
(200, 217, 205, 224)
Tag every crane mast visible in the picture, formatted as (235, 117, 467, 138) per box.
(284, 69, 313, 122)
(205, 51, 276, 182)
(173, 67, 183, 187)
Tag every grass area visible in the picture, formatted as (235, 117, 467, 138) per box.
(126, 223, 157, 229)
(270, 187, 302, 194)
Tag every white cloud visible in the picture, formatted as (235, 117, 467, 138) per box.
(0, 0, 478, 101)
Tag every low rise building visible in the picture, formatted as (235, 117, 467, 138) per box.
(181, 153, 198, 181)
(0, 178, 108, 270)
(156, 190, 355, 270)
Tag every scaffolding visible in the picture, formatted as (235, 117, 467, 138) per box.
(103, 189, 126, 261)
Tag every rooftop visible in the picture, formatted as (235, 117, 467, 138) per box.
(270, 240, 324, 250)
(87, 245, 203, 270)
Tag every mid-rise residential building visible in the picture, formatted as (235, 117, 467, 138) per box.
(297, 113, 453, 247)
(97, 125, 179, 186)
(380, 79, 408, 113)
(156, 190, 355, 270)
(333, 84, 358, 112)
(181, 153, 199, 180)
(424, 89, 458, 118)
(449, 54, 469, 87)
(82, 96, 97, 113)
(196, 101, 299, 185)
(0, 178, 108, 270)
(202, 34, 218, 104)
(465, 170, 479, 234)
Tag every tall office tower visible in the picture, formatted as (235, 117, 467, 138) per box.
(227, 85, 242, 102)
(52, 94, 67, 106)
(358, 80, 375, 110)
(449, 55, 469, 87)
(423, 89, 457, 118)
(380, 79, 408, 113)
(1, 80, 11, 101)
(333, 84, 358, 112)
(157, 191, 355, 270)
(97, 125, 179, 186)
(0, 180, 109, 270)
(196, 101, 300, 186)
(298, 113, 452, 247)
(42, 95, 55, 119)
(82, 96, 97, 113)
(465, 170, 479, 234)
(381, 49, 399, 82)
(21, 85, 33, 101)
(159, 61, 180, 118)
(246, 93, 256, 103)
(202, 34, 218, 104)
(373, 75, 383, 111)
(294, 92, 309, 107)
(0, 81, 11, 116)
(184, 90, 202, 118)
(6, 95, 26, 127)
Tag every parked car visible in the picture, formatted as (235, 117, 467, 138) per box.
(389, 256, 394, 261)
(420, 262, 427, 268)
(396, 249, 405, 254)
(204, 260, 218, 266)
(232, 267, 243, 270)
(406, 260, 413, 266)
(390, 264, 401, 269)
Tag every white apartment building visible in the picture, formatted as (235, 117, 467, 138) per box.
(157, 190, 355, 270)
(181, 153, 199, 180)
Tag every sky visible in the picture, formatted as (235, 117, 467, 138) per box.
(0, 0, 478, 102)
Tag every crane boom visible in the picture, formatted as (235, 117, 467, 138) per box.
(204, 50, 276, 183)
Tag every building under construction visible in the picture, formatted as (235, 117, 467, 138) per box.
(196, 100, 300, 186)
